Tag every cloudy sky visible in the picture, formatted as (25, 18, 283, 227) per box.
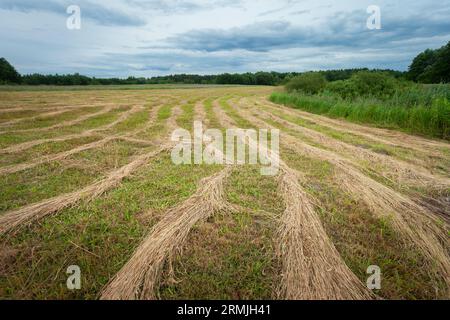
(1, 0, 449, 77)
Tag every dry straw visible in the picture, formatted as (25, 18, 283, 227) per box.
(277, 164, 374, 299)
(0, 144, 172, 235)
(101, 166, 232, 300)
(214, 100, 373, 299)
(233, 101, 450, 290)
(0, 105, 142, 154)
(250, 100, 449, 190)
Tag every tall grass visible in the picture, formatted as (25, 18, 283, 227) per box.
(270, 91, 450, 140)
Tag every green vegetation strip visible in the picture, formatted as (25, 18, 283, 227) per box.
(270, 92, 450, 140)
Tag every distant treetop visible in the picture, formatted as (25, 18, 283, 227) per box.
(408, 41, 450, 83)
(1, 41, 449, 86)
(0, 58, 21, 84)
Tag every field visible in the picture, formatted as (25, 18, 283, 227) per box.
(0, 85, 449, 300)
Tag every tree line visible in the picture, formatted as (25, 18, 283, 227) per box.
(0, 41, 448, 86)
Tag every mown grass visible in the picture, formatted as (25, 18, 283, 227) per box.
(0, 136, 101, 166)
(270, 92, 450, 140)
(0, 140, 147, 213)
(0, 162, 96, 213)
(254, 101, 450, 176)
(0, 109, 44, 123)
(105, 109, 149, 134)
(0, 107, 128, 148)
(0, 88, 448, 301)
(219, 96, 253, 128)
(157, 104, 173, 121)
(222, 95, 448, 299)
(282, 147, 448, 299)
(0, 154, 222, 299)
(204, 97, 221, 128)
(176, 102, 196, 131)
(159, 166, 283, 299)
(0, 106, 103, 132)
(248, 104, 447, 199)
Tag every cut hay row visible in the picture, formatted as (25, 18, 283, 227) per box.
(240, 98, 449, 189)
(101, 99, 229, 300)
(0, 105, 131, 135)
(255, 98, 446, 170)
(0, 135, 152, 176)
(0, 101, 182, 235)
(0, 144, 172, 236)
(276, 163, 374, 299)
(194, 99, 208, 124)
(100, 167, 232, 300)
(260, 97, 450, 154)
(213, 98, 373, 300)
(0, 109, 72, 127)
(232, 99, 450, 289)
(0, 103, 115, 114)
(118, 137, 155, 146)
(0, 101, 165, 175)
(0, 105, 144, 154)
(0, 137, 116, 176)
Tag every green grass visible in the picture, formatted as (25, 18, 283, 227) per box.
(0, 154, 223, 299)
(157, 104, 173, 121)
(105, 109, 149, 134)
(134, 103, 176, 141)
(159, 166, 283, 299)
(204, 97, 221, 128)
(0, 140, 147, 213)
(0, 109, 44, 122)
(270, 92, 450, 140)
(255, 102, 450, 176)
(176, 102, 196, 131)
(0, 162, 96, 213)
(219, 96, 253, 128)
(0, 106, 103, 131)
(282, 147, 448, 299)
(0, 107, 127, 149)
(0, 136, 101, 166)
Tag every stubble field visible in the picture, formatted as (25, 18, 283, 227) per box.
(0, 85, 449, 300)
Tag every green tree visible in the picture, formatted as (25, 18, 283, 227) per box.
(408, 49, 438, 82)
(408, 41, 450, 83)
(0, 57, 21, 84)
(419, 42, 450, 83)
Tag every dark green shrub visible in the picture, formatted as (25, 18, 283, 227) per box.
(285, 73, 327, 94)
(351, 71, 398, 98)
(326, 71, 399, 100)
(325, 80, 358, 99)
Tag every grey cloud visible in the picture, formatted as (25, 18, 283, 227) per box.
(0, 0, 146, 26)
(164, 8, 450, 52)
(125, 0, 243, 14)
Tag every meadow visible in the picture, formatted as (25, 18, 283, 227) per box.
(0, 85, 449, 300)
(271, 74, 450, 139)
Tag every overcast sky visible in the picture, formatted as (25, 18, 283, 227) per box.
(1, 0, 449, 77)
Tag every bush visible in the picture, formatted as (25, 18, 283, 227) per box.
(285, 73, 327, 94)
(326, 71, 399, 100)
(325, 80, 357, 100)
